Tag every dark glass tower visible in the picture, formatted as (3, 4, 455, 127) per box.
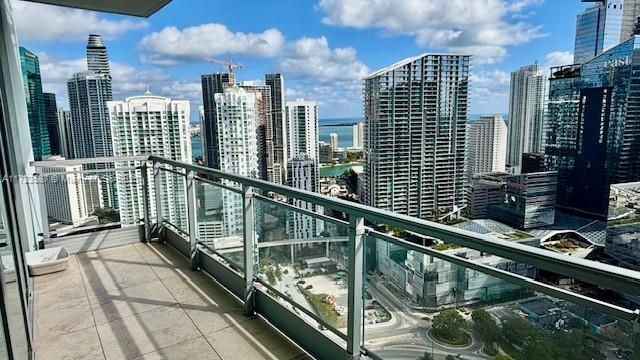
(43, 93, 61, 155)
(19, 47, 50, 161)
(265, 73, 286, 184)
(201, 72, 235, 169)
(546, 36, 640, 219)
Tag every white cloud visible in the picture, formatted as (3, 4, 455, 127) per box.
(277, 36, 367, 117)
(468, 50, 574, 114)
(543, 51, 574, 68)
(278, 36, 369, 82)
(470, 69, 511, 113)
(11, 1, 147, 42)
(137, 24, 285, 65)
(36, 54, 200, 118)
(317, 0, 545, 63)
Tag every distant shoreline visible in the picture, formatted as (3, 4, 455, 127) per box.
(321, 122, 359, 127)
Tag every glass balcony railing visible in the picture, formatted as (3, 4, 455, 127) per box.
(30, 155, 640, 360)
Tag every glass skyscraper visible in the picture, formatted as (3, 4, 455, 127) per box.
(574, 0, 625, 64)
(265, 73, 287, 184)
(19, 47, 50, 161)
(547, 36, 640, 219)
(43, 92, 61, 156)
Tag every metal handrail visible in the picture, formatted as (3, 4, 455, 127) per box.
(149, 155, 640, 298)
(32, 155, 640, 315)
(367, 230, 639, 321)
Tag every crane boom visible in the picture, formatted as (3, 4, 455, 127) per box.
(206, 58, 242, 73)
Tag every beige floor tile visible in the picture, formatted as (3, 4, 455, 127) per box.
(131, 337, 221, 360)
(90, 280, 177, 324)
(160, 271, 241, 309)
(80, 257, 159, 297)
(77, 244, 143, 262)
(34, 257, 86, 307)
(34, 296, 95, 347)
(96, 305, 201, 360)
(182, 303, 250, 335)
(134, 242, 190, 267)
(36, 327, 104, 360)
(204, 317, 306, 360)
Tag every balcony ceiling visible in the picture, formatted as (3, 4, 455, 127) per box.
(20, 0, 172, 17)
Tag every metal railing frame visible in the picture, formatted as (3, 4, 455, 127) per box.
(32, 155, 640, 360)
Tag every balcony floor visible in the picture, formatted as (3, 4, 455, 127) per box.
(33, 242, 311, 360)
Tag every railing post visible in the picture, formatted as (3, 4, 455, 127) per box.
(186, 169, 199, 270)
(346, 215, 364, 359)
(140, 162, 151, 243)
(633, 314, 640, 360)
(242, 184, 256, 316)
(153, 161, 163, 239)
(36, 176, 49, 249)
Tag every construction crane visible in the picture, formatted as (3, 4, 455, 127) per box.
(206, 58, 242, 73)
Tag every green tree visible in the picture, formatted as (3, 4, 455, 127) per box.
(91, 207, 120, 224)
(520, 338, 554, 360)
(445, 355, 457, 360)
(421, 352, 433, 360)
(501, 316, 538, 347)
(472, 309, 500, 355)
(494, 355, 511, 360)
(432, 309, 467, 341)
(471, 309, 500, 343)
(345, 151, 361, 163)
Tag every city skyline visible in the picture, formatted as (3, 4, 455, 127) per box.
(13, 0, 587, 120)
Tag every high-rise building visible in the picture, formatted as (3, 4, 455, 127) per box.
(241, 81, 274, 182)
(107, 92, 191, 227)
(285, 100, 322, 239)
(287, 154, 323, 239)
(574, 0, 625, 64)
(329, 133, 338, 151)
(201, 72, 235, 170)
(546, 36, 640, 219)
(352, 122, 364, 149)
(319, 141, 333, 163)
(57, 108, 73, 159)
(67, 71, 116, 207)
(67, 34, 116, 207)
(67, 71, 113, 159)
(506, 64, 545, 171)
(215, 86, 258, 235)
(362, 53, 470, 219)
(265, 73, 287, 184)
(19, 47, 50, 161)
(621, 0, 640, 40)
(87, 34, 111, 76)
(37, 155, 102, 227)
(467, 115, 507, 176)
(286, 99, 319, 159)
(43, 93, 61, 155)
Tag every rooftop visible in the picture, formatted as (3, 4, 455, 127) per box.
(518, 298, 561, 316)
(34, 242, 309, 360)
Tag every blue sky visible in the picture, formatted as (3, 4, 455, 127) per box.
(13, 0, 584, 120)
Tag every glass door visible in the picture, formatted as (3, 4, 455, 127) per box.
(0, 70, 32, 359)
